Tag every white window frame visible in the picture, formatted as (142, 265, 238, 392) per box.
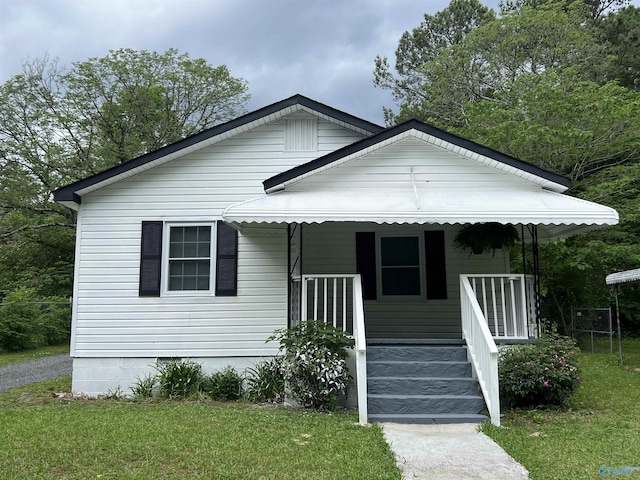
(162, 222, 217, 296)
(376, 233, 426, 300)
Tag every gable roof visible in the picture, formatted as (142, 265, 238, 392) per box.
(53, 94, 384, 208)
(263, 119, 571, 193)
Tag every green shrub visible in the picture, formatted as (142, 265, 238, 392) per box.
(203, 366, 243, 401)
(499, 334, 581, 409)
(0, 288, 45, 351)
(245, 357, 285, 403)
(39, 299, 71, 345)
(155, 360, 204, 399)
(131, 373, 157, 399)
(270, 320, 354, 411)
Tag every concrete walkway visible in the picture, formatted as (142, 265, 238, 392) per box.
(382, 422, 530, 480)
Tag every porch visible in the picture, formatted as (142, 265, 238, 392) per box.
(292, 272, 538, 427)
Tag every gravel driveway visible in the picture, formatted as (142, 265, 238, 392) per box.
(0, 354, 72, 393)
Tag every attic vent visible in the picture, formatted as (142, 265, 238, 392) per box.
(285, 118, 318, 151)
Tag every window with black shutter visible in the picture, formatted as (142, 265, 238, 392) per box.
(138, 221, 238, 297)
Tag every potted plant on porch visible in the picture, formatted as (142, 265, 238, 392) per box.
(453, 222, 520, 255)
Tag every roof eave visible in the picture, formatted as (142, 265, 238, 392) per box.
(52, 94, 384, 207)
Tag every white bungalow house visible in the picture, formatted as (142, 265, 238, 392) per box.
(54, 95, 618, 426)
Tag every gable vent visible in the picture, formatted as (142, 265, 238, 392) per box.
(285, 118, 318, 151)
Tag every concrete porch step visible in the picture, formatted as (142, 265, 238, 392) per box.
(367, 360, 472, 378)
(368, 394, 486, 415)
(367, 345, 468, 362)
(368, 376, 480, 396)
(364, 341, 488, 425)
(368, 413, 489, 424)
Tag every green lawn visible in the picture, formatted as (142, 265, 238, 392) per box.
(0, 344, 70, 368)
(0, 376, 401, 480)
(483, 338, 640, 480)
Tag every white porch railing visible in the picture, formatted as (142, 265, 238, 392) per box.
(460, 275, 500, 426)
(300, 274, 368, 426)
(462, 274, 537, 340)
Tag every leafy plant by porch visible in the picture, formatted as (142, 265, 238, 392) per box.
(454, 223, 520, 255)
(270, 320, 354, 410)
(483, 338, 640, 480)
(245, 357, 285, 403)
(499, 334, 581, 409)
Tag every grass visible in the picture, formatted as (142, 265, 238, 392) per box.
(482, 338, 640, 480)
(0, 376, 401, 480)
(0, 343, 70, 368)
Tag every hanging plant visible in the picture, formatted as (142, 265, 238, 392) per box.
(454, 223, 520, 255)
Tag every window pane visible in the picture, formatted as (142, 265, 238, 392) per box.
(169, 276, 182, 291)
(198, 227, 211, 242)
(168, 260, 210, 291)
(183, 241, 198, 257)
(169, 261, 183, 276)
(183, 261, 197, 275)
(381, 237, 419, 266)
(197, 242, 210, 257)
(382, 267, 421, 295)
(183, 227, 198, 242)
(183, 275, 197, 290)
(197, 276, 209, 290)
(169, 226, 210, 259)
(170, 227, 184, 243)
(169, 242, 183, 258)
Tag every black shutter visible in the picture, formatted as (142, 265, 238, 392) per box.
(216, 222, 238, 296)
(425, 230, 447, 300)
(355, 232, 377, 300)
(139, 221, 163, 297)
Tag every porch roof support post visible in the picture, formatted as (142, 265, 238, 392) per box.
(530, 225, 542, 336)
(614, 285, 624, 365)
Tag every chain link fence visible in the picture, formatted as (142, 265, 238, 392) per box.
(572, 307, 613, 353)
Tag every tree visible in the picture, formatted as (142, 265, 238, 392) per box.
(596, 5, 640, 90)
(373, 0, 495, 125)
(374, 0, 640, 331)
(499, 0, 629, 19)
(0, 48, 250, 297)
(458, 69, 640, 181)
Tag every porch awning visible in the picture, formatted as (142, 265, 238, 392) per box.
(606, 268, 640, 285)
(222, 187, 618, 240)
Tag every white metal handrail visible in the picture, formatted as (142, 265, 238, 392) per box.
(460, 275, 500, 426)
(301, 274, 368, 425)
(463, 274, 536, 339)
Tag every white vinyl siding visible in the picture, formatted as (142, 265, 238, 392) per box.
(71, 115, 367, 358)
(287, 137, 533, 192)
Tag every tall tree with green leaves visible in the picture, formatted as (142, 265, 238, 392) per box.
(374, 0, 640, 331)
(373, 0, 495, 125)
(596, 5, 640, 90)
(0, 48, 250, 297)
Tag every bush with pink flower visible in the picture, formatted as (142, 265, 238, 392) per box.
(499, 334, 581, 409)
